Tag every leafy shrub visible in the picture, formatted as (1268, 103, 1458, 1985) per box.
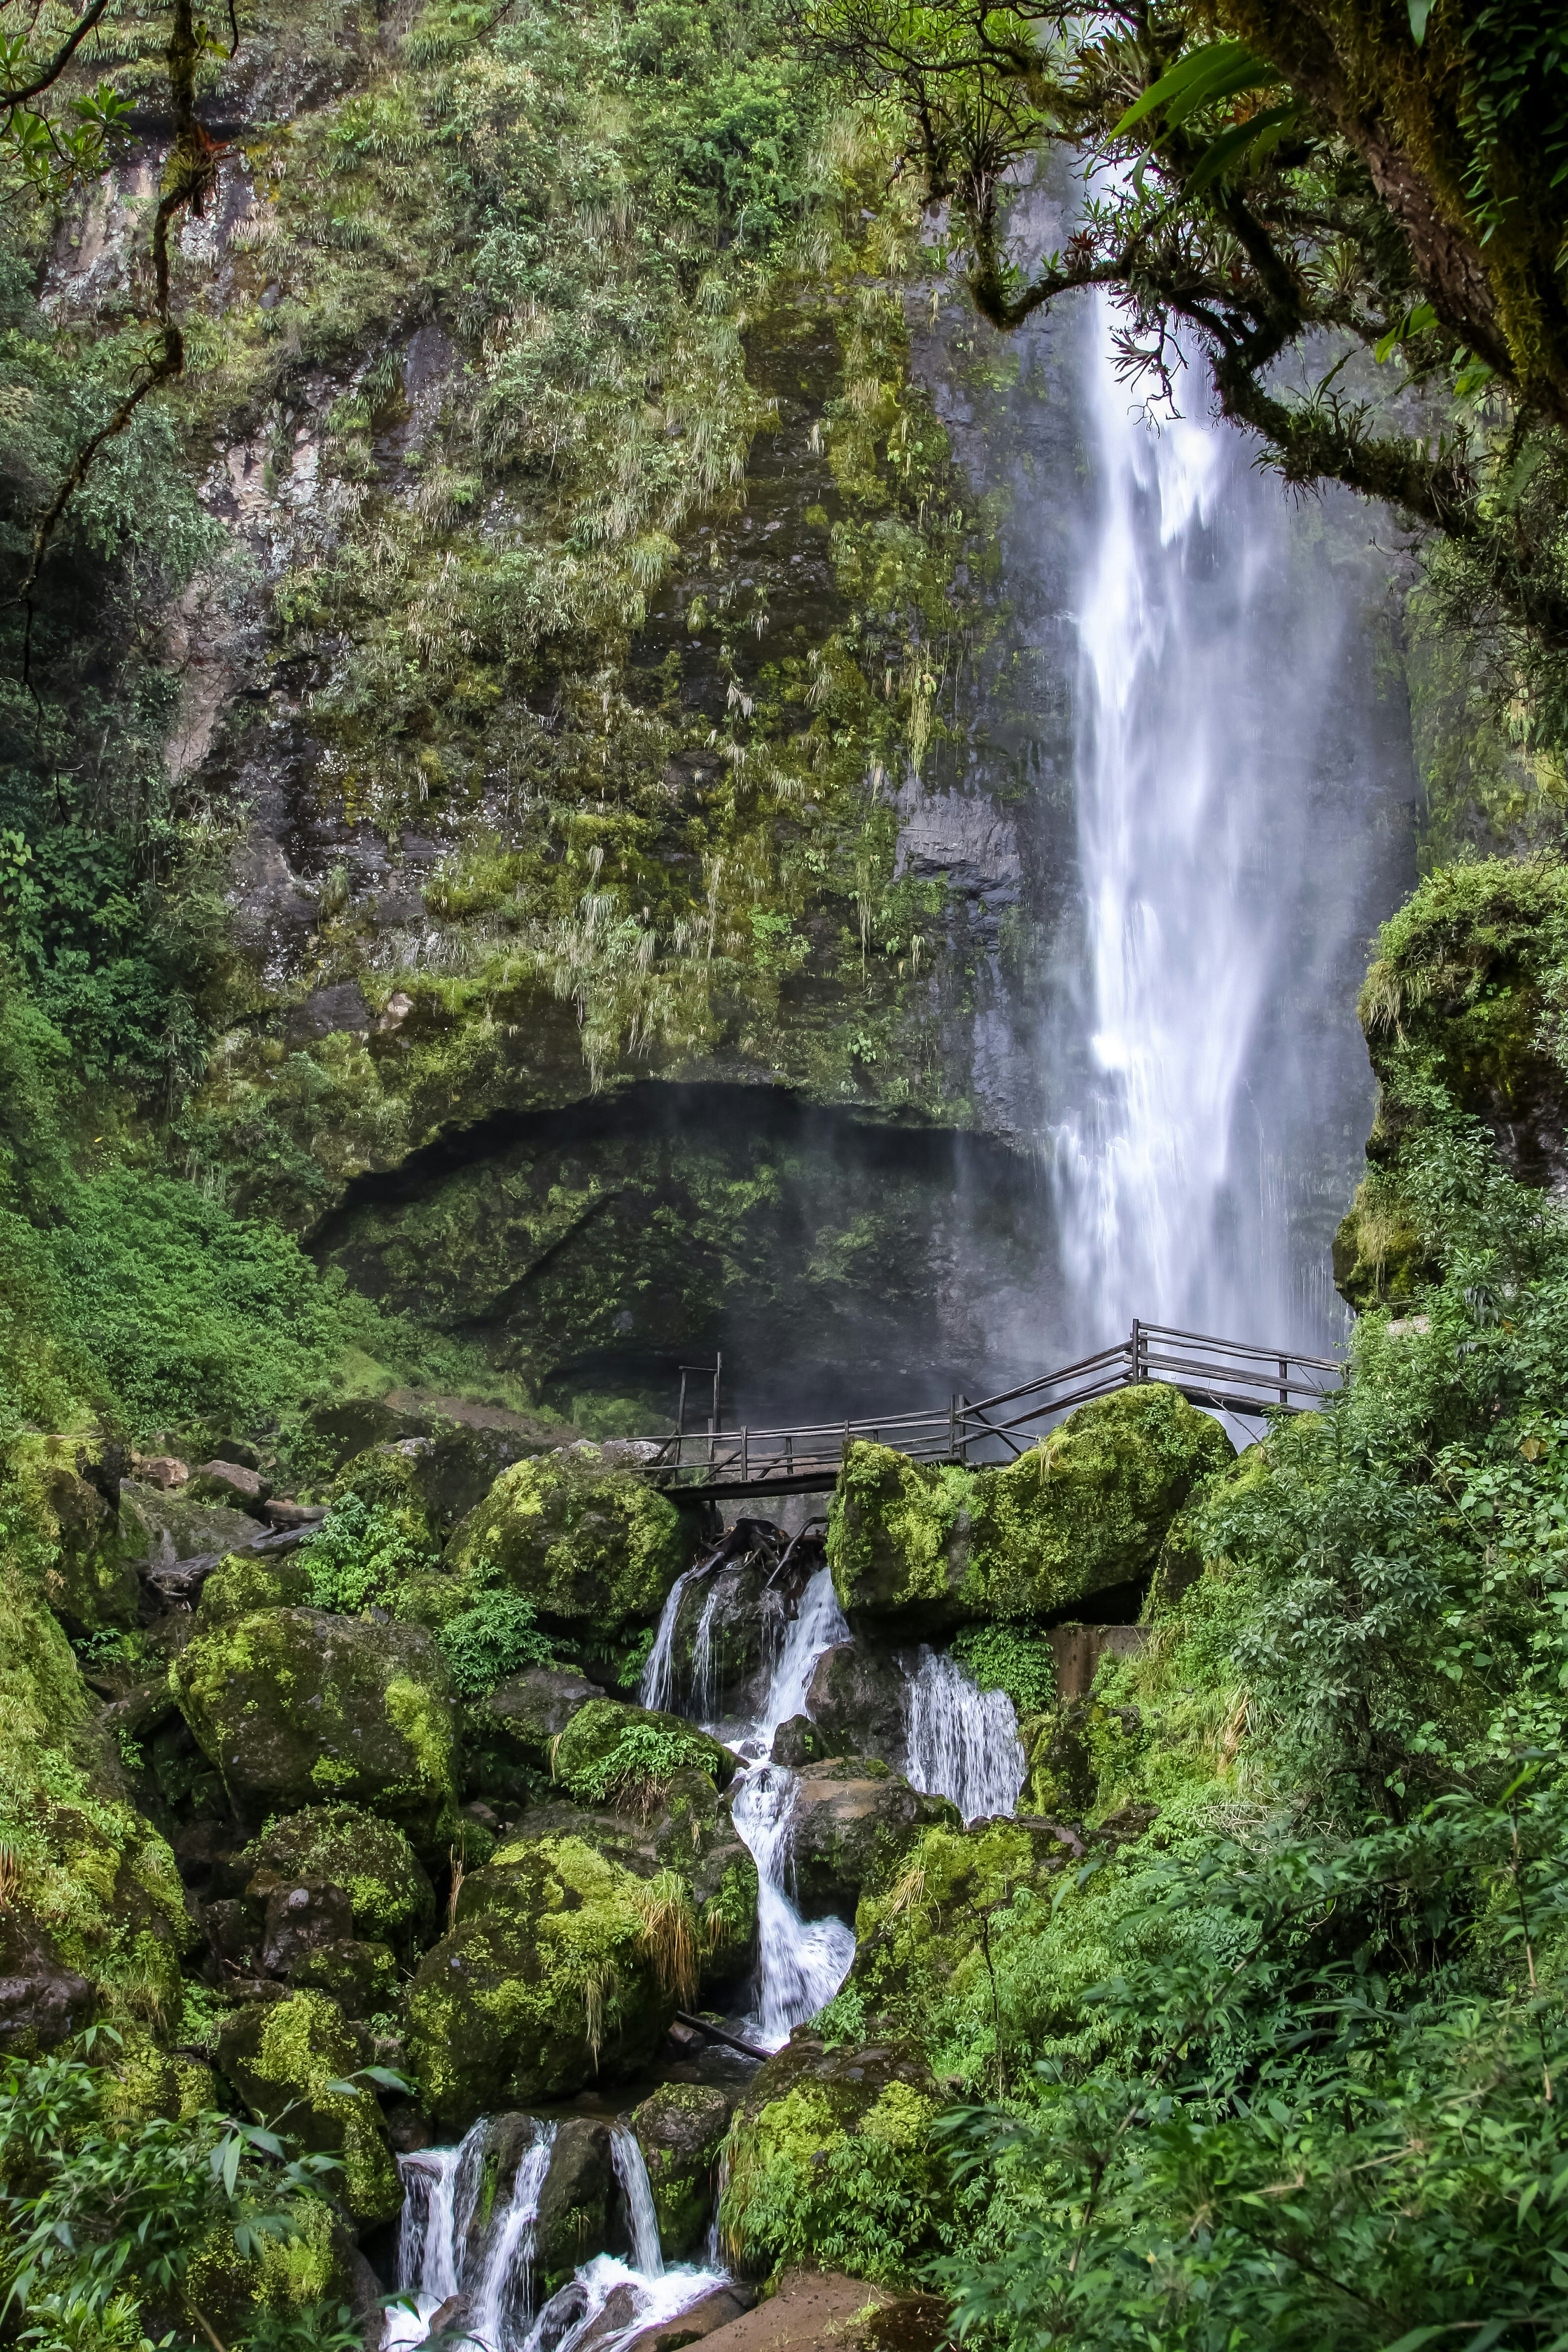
(439, 1588, 558, 1696)
(300, 1494, 436, 1615)
(950, 1623, 1056, 1716)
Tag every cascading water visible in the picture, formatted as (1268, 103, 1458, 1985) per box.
(904, 1648, 1025, 1823)
(610, 2124, 665, 2280)
(1049, 298, 1409, 1347)
(389, 2120, 556, 2351)
(640, 1560, 710, 1715)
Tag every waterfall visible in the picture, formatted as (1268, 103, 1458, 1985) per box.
(730, 1766, 857, 2049)
(389, 2119, 556, 2351)
(690, 1582, 724, 1728)
(610, 2124, 665, 2278)
(639, 1560, 710, 1715)
(1050, 298, 1400, 1347)
(904, 1648, 1025, 1823)
(756, 1567, 848, 1740)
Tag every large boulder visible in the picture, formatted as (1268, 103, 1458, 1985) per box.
(172, 1610, 458, 1844)
(804, 1641, 911, 1770)
(119, 1479, 262, 1572)
(306, 1393, 566, 1478)
(494, 1771, 757, 1995)
(464, 1665, 599, 1800)
(828, 1385, 1234, 1637)
(403, 1834, 677, 2129)
(217, 1988, 401, 2223)
(786, 1762, 958, 1917)
(722, 2034, 947, 2285)
(235, 1803, 436, 1956)
(535, 2115, 619, 2293)
(445, 1452, 693, 1639)
(663, 1556, 781, 1722)
(631, 2082, 731, 2261)
(0, 1913, 96, 2054)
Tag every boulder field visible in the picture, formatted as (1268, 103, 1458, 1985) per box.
(0, 1380, 1224, 2312)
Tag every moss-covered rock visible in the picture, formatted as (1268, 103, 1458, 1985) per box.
(217, 1988, 401, 2224)
(464, 1664, 599, 1799)
(236, 1803, 436, 1955)
(534, 2115, 617, 2293)
(803, 1640, 910, 1767)
(10, 1437, 138, 1635)
(119, 1481, 263, 1572)
(828, 1386, 1234, 1636)
(331, 1441, 440, 1555)
(445, 1452, 693, 1640)
(172, 1609, 458, 1844)
(632, 2082, 731, 2261)
(722, 2034, 948, 2285)
(198, 1548, 315, 1621)
(403, 1833, 677, 2128)
(551, 1697, 737, 1804)
(788, 1762, 959, 1915)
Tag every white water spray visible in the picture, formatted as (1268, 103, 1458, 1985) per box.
(730, 1765, 856, 2048)
(904, 1648, 1024, 1823)
(639, 1561, 710, 1715)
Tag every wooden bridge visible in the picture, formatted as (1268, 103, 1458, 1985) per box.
(630, 1320, 1341, 1503)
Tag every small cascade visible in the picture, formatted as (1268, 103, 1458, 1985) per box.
(704, 2151, 730, 2268)
(731, 1766, 856, 2049)
(524, 2254, 728, 2352)
(689, 1583, 724, 1729)
(757, 1566, 848, 1742)
(610, 2123, 664, 2279)
(388, 2120, 557, 2351)
(640, 1560, 711, 1715)
(396, 2120, 487, 2310)
(904, 1649, 1025, 1824)
(470, 2127, 558, 2350)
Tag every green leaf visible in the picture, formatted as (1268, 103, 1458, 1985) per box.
(1408, 0, 1434, 42)
(1185, 106, 1296, 193)
(1115, 42, 1281, 139)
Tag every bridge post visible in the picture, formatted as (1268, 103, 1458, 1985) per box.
(949, 1393, 956, 1460)
(1131, 1317, 1143, 1381)
(1279, 1355, 1288, 1406)
(742, 1428, 748, 1484)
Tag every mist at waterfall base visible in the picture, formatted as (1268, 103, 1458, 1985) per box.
(1045, 300, 1414, 1354)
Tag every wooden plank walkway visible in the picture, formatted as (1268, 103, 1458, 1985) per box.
(628, 1319, 1341, 1503)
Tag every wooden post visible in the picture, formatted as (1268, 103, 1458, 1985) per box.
(1131, 1317, 1143, 1382)
(742, 1428, 749, 1484)
(949, 1393, 957, 1459)
(1279, 1355, 1288, 1407)
(785, 1433, 793, 1476)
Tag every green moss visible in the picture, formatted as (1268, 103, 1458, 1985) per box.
(445, 1452, 692, 1639)
(200, 1550, 315, 1621)
(219, 1988, 401, 2224)
(552, 1699, 733, 1810)
(236, 1804, 435, 1951)
(722, 2038, 951, 2283)
(829, 1386, 1234, 1632)
(404, 1832, 676, 2127)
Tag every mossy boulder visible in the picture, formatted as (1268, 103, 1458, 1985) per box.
(842, 1817, 1082, 2054)
(445, 1452, 693, 1639)
(11, 1437, 138, 1635)
(331, 1442, 440, 1554)
(464, 1664, 598, 1799)
(551, 1698, 737, 1804)
(722, 2034, 947, 2285)
(336, 1420, 561, 1545)
(0, 1913, 96, 2054)
(632, 2082, 731, 2261)
(803, 1640, 910, 1768)
(119, 1480, 263, 1571)
(403, 1833, 677, 2129)
(828, 1385, 1234, 1637)
(666, 1556, 776, 1719)
(217, 1988, 401, 2224)
(198, 1549, 315, 1621)
(172, 1610, 458, 1844)
(235, 1804, 436, 1955)
(787, 1762, 959, 1915)
(534, 2115, 617, 2293)
(485, 1771, 757, 1994)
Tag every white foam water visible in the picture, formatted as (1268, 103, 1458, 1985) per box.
(389, 2119, 557, 2351)
(522, 2254, 728, 2352)
(904, 1648, 1025, 1823)
(730, 1765, 857, 2049)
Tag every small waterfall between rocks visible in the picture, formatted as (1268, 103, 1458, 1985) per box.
(904, 1648, 1025, 1824)
(388, 2120, 724, 2352)
(390, 2119, 556, 2350)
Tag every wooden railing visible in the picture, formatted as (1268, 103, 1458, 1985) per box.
(626, 1320, 1342, 1499)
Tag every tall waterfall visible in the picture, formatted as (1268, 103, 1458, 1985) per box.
(1049, 301, 1407, 1347)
